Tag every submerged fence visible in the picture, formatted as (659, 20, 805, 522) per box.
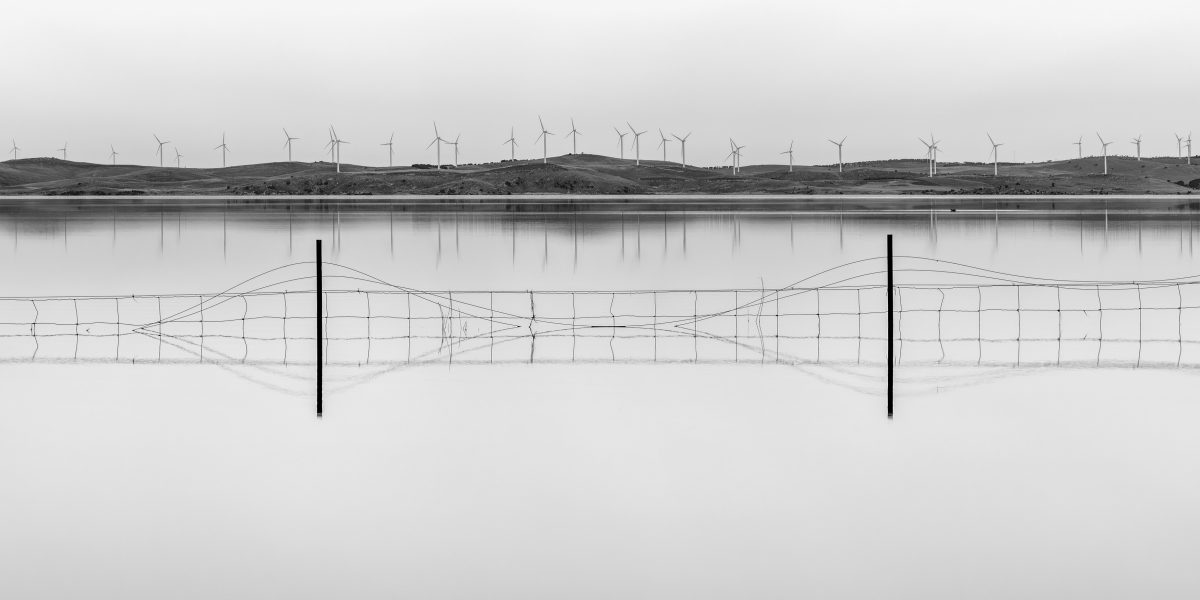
(5, 240, 1200, 405)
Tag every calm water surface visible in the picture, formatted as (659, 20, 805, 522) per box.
(2, 207, 1199, 599)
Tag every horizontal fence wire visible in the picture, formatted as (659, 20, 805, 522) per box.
(4, 256, 1200, 377)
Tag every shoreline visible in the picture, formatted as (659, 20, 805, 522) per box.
(0, 194, 1198, 216)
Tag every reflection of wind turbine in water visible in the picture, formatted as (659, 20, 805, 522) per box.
(1097, 132, 1113, 175)
(282, 128, 299, 162)
(672, 132, 691, 169)
(987, 133, 1003, 176)
(535, 116, 554, 164)
(503, 127, 518, 160)
(827, 136, 846, 172)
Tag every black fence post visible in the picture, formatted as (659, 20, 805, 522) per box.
(317, 239, 323, 417)
(887, 234, 894, 419)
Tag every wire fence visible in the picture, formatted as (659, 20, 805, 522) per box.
(6, 255, 1200, 378)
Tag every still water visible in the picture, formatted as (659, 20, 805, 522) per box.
(2, 206, 1200, 599)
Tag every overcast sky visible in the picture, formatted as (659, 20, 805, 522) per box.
(4, 0, 1196, 168)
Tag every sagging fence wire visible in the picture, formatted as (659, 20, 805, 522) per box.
(5, 255, 1200, 378)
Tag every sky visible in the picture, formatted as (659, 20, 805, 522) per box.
(3, 0, 1197, 168)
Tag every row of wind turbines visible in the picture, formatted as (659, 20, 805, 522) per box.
(7, 123, 1194, 176)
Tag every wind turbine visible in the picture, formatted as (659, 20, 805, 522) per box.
(930, 134, 941, 175)
(657, 129, 671, 162)
(57, 142, 68, 160)
(1176, 133, 1184, 159)
(326, 126, 347, 173)
(627, 122, 646, 166)
(283, 129, 299, 162)
(1097, 133, 1113, 175)
(426, 122, 446, 168)
(726, 139, 745, 174)
(174, 147, 183, 168)
(1073, 136, 1083, 159)
(919, 137, 935, 176)
(672, 132, 691, 169)
(108, 145, 118, 165)
(613, 127, 627, 160)
(565, 118, 581, 154)
(214, 133, 230, 168)
(381, 132, 395, 167)
(154, 135, 170, 167)
(1131, 135, 1143, 161)
(1187, 133, 1193, 165)
(503, 127, 518, 160)
(987, 133, 1003, 176)
(535, 116, 554, 164)
(449, 133, 461, 167)
(827, 137, 846, 172)
(780, 140, 794, 173)
(8, 140, 18, 160)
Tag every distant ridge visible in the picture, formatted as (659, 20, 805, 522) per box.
(1, 154, 1198, 195)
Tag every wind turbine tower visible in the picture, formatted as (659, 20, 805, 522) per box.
(326, 126, 347, 173)
(627, 122, 646, 166)
(535, 116, 554, 164)
(214, 133, 230, 168)
(919, 137, 935, 176)
(781, 140, 794, 173)
(57, 142, 68, 161)
(565, 118, 581, 154)
(175, 147, 183, 168)
(1131, 135, 1143, 161)
(1097, 133, 1113, 175)
(1177, 133, 1184, 159)
(828, 137, 846, 172)
(1187, 133, 1193, 165)
(987, 133, 1003, 176)
(154, 135, 170, 167)
(1074, 136, 1083, 159)
(613, 127, 627, 160)
(9, 140, 18, 160)
(381, 132, 395, 167)
(426, 122, 446, 168)
(672, 132, 691, 169)
(449, 134, 462, 167)
(503, 127, 518, 160)
(657, 129, 671, 162)
(109, 145, 118, 165)
(283, 129, 299, 162)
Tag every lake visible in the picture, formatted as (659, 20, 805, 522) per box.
(2, 198, 1199, 599)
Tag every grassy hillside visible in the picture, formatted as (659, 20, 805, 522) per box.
(2, 154, 1199, 196)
